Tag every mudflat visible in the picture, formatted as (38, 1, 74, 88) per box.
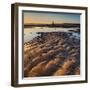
(24, 32, 80, 77)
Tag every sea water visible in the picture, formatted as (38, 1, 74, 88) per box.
(24, 27, 80, 43)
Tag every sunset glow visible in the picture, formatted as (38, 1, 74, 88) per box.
(24, 11, 80, 24)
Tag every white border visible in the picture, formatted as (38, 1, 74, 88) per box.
(18, 6, 86, 84)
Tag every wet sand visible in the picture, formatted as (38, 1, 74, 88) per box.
(24, 32, 80, 77)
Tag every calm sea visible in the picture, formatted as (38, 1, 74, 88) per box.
(24, 27, 80, 43)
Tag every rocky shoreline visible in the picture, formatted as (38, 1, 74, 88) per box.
(24, 32, 80, 77)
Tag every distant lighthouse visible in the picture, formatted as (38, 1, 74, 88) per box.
(52, 21, 55, 26)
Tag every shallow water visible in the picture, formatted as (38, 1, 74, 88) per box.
(24, 27, 80, 43)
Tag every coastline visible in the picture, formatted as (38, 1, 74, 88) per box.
(24, 32, 80, 77)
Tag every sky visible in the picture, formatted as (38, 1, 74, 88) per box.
(24, 11, 80, 24)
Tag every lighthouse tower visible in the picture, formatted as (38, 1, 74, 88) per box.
(52, 21, 55, 26)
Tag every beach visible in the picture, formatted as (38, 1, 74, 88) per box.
(24, 31, 80, 77)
